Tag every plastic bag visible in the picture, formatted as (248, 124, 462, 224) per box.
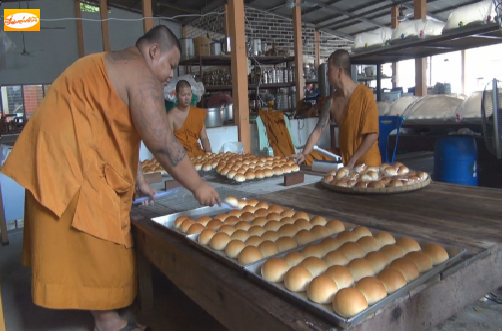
(163, 74, 205, 103)
(388, 96, 420, 116)
(402, 95, 465, 120)
(393, 19, 445, 39)
(444, 0, 495, 31)
(354, 27, 393, 48)
(455, 91, 483, 119)
(219, 141, 244, 154)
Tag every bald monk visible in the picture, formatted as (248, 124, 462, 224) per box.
(168, 80, 211, 157)
(1, 26, 220, 331)
(291, 49, 381, 169)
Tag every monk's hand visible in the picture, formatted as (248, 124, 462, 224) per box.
(194, 181, 221, 207)
(346, 157, 356, 170)
(137, 181, 157, 205)
(289, 153, 306, 165)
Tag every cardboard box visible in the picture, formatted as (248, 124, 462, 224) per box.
(194, 36, 210, 56)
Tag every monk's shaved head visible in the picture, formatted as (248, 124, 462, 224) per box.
(329, 49, 351, 76)
(136, 25, 181, 53)
(176, 80, 191, 94)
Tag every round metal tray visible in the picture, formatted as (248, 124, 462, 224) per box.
(320, 176, 432, 195)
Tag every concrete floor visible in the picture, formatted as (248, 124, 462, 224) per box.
(1, 229, 501, 331)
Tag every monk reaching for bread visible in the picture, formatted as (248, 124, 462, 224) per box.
(290, 49, 381, 169)
(1, 26, 220, 331)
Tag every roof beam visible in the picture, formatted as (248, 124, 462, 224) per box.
(181, 0, 226, 25)
(314, 2, 386, 28)
(401, 3, 445, 22)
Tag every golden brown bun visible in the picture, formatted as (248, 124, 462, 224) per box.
(395, 237, 421, 253)
(324, 250, 349, 267)
(244, 171, 256, 180)
(242, 205, 257, 213)
(235, 221, 251, 231)
(367, 180, 386, 188)
(264, 220, 281, 232)
(404, 251, 433, 272)
(255, 170, 265, 179)
(258, 240, 280, 258)
(323, 265, 354, 288)
(421, 243, 449, 265)
(301, 244, 326, 258)
(355, 277, 387, 305)
(224, 196, 239, 208)
(325, 219, 345, 234)
(384, 167, 398, 176)
(268, 205, 284, 214)
(294, 219, 312, 231)
(245, 235, 264, 247)
(214, 213, 230, 221)
(266, 212, 282, 222)
(209, 232, 231, 251)
(332, 287, 368, 318)
(276, 236, 298, 252)
(238, 246, 263, 264)
(393, 162, 404, 167)
(347, 258, 375, 282)
(307, 276, 339, 304)
(374, 232, 396, 246)
(228, 209, 242, 217)
(225, 240, 246, 258)
(355, 181, 369, 188)
(310, 225, 331, 240)
(335, 167, 349, 180)
(180, 220, 196, 233)
(223, 216, 240, 225)
(278, 224, 299, 237)
(293, 211, 310, 221)
(397, 166, 410, 175)
(188, 223, 205, 235)
(310, 216, 327, 226)
(300, 256, 327, 277)
(261, 231, 280, 242)
(279, 217, 296, 225)
(240, 212, 255, 222)
(333, 179, 349, 187)
(284, 251, 305, 267)
(248, 225, 266, 236)
(339, 242, 366, 260)
(352, 226, 373, 240)
(377, 268, 407, 293)
(206, 219, 224, 230)
(387, 179, 403, 187)
(324, 174, 334, 183)
(320, 237, 342, 253)
(337, 230, 359, 243)
(247, 199, 260, 206)
(365, 251, 390, 273)
(280, 210, 296, 218)
(263, 169, 274, 177)
(198, 229, 217, 245)
(197, 216, 212, 224)
(261, 258, 290, 282)
(284, 266, 313, 292)
(379, 244, 406, 261)
(294, 229, 317, 246)
(231, 229, 250, 241)
(253, 208, 270, 218)
(357, 236, 382, 254)
(174, 216, 190, 229)
(256, 201, 269, 209)
(389, 257, 420, 281)
(234, 174, 246, 182)
(218, 225, 236, 236)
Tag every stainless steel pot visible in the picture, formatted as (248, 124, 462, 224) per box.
(205, 107, 225, 128)
(180, 38, 194, 61)
(222, 104, 233, 122)
(210, 42, 221, 56)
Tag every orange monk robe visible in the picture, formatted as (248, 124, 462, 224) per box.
(338, 85, 381, 167)
(0, 281, 5, 331)
(173, 106, 208, 157)
(2, 53, 139, 310)
(259, 110, 332, 165)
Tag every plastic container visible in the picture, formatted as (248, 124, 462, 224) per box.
(433, 136, 478, 186)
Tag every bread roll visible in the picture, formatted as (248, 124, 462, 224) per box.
(393, 162, 404, 168)
(323, 265, 354, 288)
(387, 179, 403, 187)
(339, 242, 366, 260)
(417, 171, 429, 181)
(209, 232, 232, 251)
(245, 235, 264, 247)
(278, 224, 299, 237)
(264, 169, 274, 178)
(374, 232, 396, 246)
(225, 240, 246, 258)
(365, 251, 390, 273)
(234, 174, 246, 182)
(355, 181, 368, 188)
(294, 218, 312, 231)
(235, 221, 251, 231)
(240, 212, 255, 222)
(354, 164, 367, 174)
(347, 258, 375, 281)
(223, 216, 240, 225)
(320, 237, 342, 253)
(389, 258, 420, 281)
(337, 230, 359, 243)
(279, 217, 296, 225)
(238, 246, 263, 264)
(226, 170, 237, 179)
(395, 237, 421, 253)
(357, 236, 382, 254)
(261, 258, 290, 282)
(206, 219, 224, 230)
(253, 208, 270, 218)
(335, 167, 350, 179)
(261, 231, 280, 242)
(309, 225, 330, 240)
(352, 226, 372, 240)
(379, 244, 405, 261)
(332, 288, 368, 318)
(284, 266, 313, 292)
(397, 166, 410, 175)
(300, 256, 327, 276)
(293, 211, 310, 221)
(180, 220, 196, 233)
(307, 276, 339, 304)
(174, 216, 189, 229)
(377, 268, 407, 293)
(248, 225, 266, 236)
(242, 205, 257, 213)
(324, 250, 349, 267)
(280, 210, 296, 218)
(266, 213, 282, 222)
(421, 243, 449, 265)
(325, 219, 345, 234)
(259, 240, 280, 258)
(333, 179, 349, 187)
(310, 216, 327, 226)
(294, 229, 317, 246)
(367, 181, 386, 189)
(256, 201, 269, 209)
(264, 220, 281, 232)
(284, 251, 305, 267)
(384, 167, 398, 176)
(231, 229, 250, 241)
(301, 244, 326, 258)
(199, 229, 217, 245)
(188, 223, 205, 235)
(276, 237, 298, 252)
(404, 251, 433, 272)
(268, 205, 284, 214)
(324, 174, 334, 183)
(196, 215, 212, 225)
(224, 196, 239, 208)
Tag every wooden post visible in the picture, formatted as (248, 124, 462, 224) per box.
(461, 49, 467, 95)
(314, 30, 320, 68)
(75, 0, 85, 57)
(225, 4, 231, 38)
(414, 0, 427, 96)
(99, 0, 111, 52)
(142, 0, 154, 33)
(228, 0, 250, 153)
(292, 0, 304, 102)
(391, 6, 399, 89)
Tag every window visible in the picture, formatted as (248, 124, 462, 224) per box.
(465, 44, 503, 95)
(430, 51, 462, 94)
(1, 84, 51, 121)
(23, 85, 43, 119)
(1, 86, 24, 119)
(396, 58, 432, 93)
(80, 2, 112, 14)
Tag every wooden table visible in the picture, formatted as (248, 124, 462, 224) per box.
(131, 181, 502, 330)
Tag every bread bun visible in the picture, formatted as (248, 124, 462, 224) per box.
(231, 229, 250, 241)
(421, 243, 449, 265)
(248, 225, 266, 236)
(352, 226, 372, 240)
(374, 232, 396, 246)
(337, 230, 359, 243)
(272, 167, 284, 176)
(253, 208, 270, 218)
(278, 224, 299, 237)
(235, 221, 251, 231)
(276, 236, 298, 252)
(335, 167, 349, 179)
(258, 240, 280, 258)
(225, 239, 246, 258)
(279, 217, 296, 225)
(300, 256, 327, 276)
(188, 223, 205, 235)
(379, 244, 406, 261)
(284, 251, 305, 267)
(268, 205, 284, 214)
(310, 216, 327, 226)
(209, 232, 231, 251)
(238, 246, 263, 264)
(294, 229, 317, 246)
(218, 225, 237, 236)
(404, 251, 433, 272)
(241, 205, 257, 213)
(357, 236, 382, 254)
(244, 171, 256, 180)
(226, 170, 237, 179)
(280, 210, 296, 218)
(332, 287, 368, 318)
(418, 171, 429, 181)
(324, 174, 334, 183)
(198, 229, 217, 245)
(346, 258, 374, 282)
(310, 225, 331, 240)
(245, 235, 264, 247)
(307, 276, 339, 304)
(365, 251, 390, 273)
(339, 242, 366, 260)
(320, 237, 342, 253)
(180, 220, 196, 233)
(240, 212, 255, 222)
(196, 215, 212, 225)
(301, 244, 326, 258)
(266, 213, 282, 222)
(174, 216, 189, 229)
(323, 265, 354, 289)
(324, 250, 349, 267)
(355, 277, 387, 305)
(384, 167, 398, 176)
(324, 220, 345, 235)
(377, 268, 407, 293)
(284, 266, 313, 292)
(234, 174, 246, 182)
(294, 219, 312, 231)
(397, 166, 410, 175)
(206, 219, 224, 230)
(256, 201, 269, 209)
(223, 216, 240, 225)
(387, 179, 403, 187)
(367, 181, 386, 188)
(261, 231, 280, 242)
(261, 258, 290, 282)
(389, 258, 420, 281)
(224, 196, 239, 208)
(293, 211, 310, 221)
(395, 237, 421, 253)
(355, 181, 368, 188)
(264, 220, 281, 232)
(264, 169, 274, 178)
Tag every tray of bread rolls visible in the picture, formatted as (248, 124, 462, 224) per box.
(243, 225, 466, 329)
(140, 158, 168, 175)
(320, 162, 432, 195)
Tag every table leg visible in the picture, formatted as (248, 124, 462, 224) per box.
(136, 249, 154, 312)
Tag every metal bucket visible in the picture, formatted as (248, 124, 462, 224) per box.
(205, 107, 225, 128)
(210, 42, 221, 56)
(180, 38, 194, 61)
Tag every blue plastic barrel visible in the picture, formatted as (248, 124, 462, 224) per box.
(433, 136, 478, 186)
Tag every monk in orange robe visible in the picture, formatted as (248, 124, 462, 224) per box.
(168, 80, 211, 157)
(291, 49, 381, 169)
(1, 26, 220, 331)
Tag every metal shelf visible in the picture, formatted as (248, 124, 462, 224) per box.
(204, 79, 319, 91)
(179, 55, 295, 66)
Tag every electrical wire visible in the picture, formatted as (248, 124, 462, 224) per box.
(38, 11, 224, 22)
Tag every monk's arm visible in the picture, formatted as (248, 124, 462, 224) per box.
(129, 73, 204, 193)
(349, 133, 378, 163)
(348, 91, 379, 164)
(301, 98, 331, 156)
(200, 124, 211, 152)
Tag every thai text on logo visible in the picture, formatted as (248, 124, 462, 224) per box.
(4, 9, 40, 31)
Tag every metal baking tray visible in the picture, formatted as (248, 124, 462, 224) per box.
(243, 228, 466, 329)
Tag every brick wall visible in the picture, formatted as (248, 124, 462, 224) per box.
(22, 85, 43, 117)
(184, 6, 353, 64)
